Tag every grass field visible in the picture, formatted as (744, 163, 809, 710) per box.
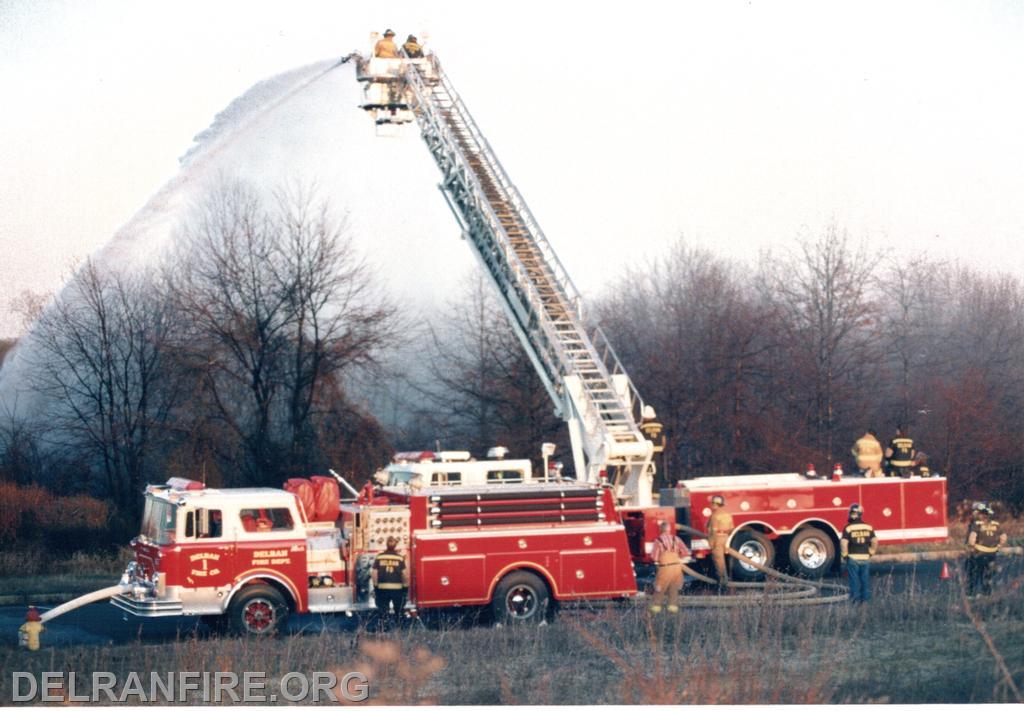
(2, 518, 1021, 704)
(2, 569, 1022, 705)
(0, 549, 131, 602)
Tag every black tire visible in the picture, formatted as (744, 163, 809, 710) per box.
(730, 529, 775, 581)
(227, 584, 289, 636)
(490, 571, 550, 625)
(787, 527, 836, 578)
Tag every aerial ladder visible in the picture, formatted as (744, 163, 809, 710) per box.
(354, 47, 657, 506)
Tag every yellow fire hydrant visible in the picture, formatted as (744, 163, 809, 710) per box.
(18, 606, 44, 651)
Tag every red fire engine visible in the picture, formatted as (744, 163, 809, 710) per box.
(112, 478, 636, 634)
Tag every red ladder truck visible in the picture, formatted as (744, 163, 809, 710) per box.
(353, 43, 949, 580)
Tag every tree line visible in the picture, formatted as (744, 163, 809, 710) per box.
(3, 204, 1024, 526)
(0, 182, 396, 530)
(381, 225, 1024, 512)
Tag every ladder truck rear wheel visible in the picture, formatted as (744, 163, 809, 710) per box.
(730, 529, 775, 582)
(491, 571, 550, 625)
(787, 527, 836, 579)
(228, 585, 289, 636)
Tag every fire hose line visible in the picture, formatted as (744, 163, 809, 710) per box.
(643, 525, 851, 608)
(649, 550, 850, 608)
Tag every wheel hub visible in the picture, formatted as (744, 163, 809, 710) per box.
(797, 539, 828, 569)
(507, 586, 537, 618)
(737, 540, 768, 571)
(243, 599, 274, 631)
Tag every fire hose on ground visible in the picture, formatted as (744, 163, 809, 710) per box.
(636, 525, 852, 608)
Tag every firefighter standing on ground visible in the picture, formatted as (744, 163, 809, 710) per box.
(966, 504, 1006, 597)
(851, 430, 884, 477)
(650, 520, 690, 613)
(841, 503, 878, 603)
(885, 425, 916, 478)
(19, 607, 44, 651)
(372, 536, 409, 619)
(707, 495, 734, 590)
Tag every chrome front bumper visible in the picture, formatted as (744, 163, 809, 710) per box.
(110, 593, 184, 617)
(110, 560, 184, 617)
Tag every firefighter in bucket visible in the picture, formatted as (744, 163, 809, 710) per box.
(650, 520, 690, 613)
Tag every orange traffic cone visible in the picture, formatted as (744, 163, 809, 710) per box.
(939, 561, 951, 580)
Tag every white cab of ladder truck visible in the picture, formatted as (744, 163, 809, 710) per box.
(380, 449, 541, 488)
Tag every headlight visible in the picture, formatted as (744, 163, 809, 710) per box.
(691, 539, 710, 551)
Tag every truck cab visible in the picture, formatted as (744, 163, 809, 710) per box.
(115, 482, 311, 631)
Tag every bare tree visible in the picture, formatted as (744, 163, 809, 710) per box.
(761, 225, 882, 462)
(25, 261, 178, 511)
(169, 181, 396, 485)
(273, 185, 397, 469)
(878, 257, 943, 426)
(597, 240, 781, 481)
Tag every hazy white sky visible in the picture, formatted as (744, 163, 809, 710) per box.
(1, 0, 1023, 338)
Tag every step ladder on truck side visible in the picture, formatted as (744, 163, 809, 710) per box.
(354, 51, 657, 506)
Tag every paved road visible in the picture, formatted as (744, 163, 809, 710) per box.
(3, 558, 1019, 647)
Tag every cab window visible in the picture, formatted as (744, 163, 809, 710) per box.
(239, 508, 294, 533)
(184, 509, 223, 539)
(432, 471, 462, 485)
(487, 469, 524, 484)
(388, 470, 415, 486)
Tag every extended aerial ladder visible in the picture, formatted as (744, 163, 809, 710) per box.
(355, 49, 657, 506)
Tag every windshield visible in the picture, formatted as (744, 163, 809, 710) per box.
(388, 470, 417, 486)
(140, 497, 177, 544)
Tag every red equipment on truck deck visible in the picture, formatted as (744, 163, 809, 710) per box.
(310, 476, 341, 522)
(284, 478, 315, 520)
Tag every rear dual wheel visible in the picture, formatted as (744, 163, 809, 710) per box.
(787, 528, 836, 578)
(730, 529, 775, 582)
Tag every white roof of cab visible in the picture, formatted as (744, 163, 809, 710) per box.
(149, 486, 297, 507)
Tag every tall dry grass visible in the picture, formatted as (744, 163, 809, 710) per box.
(2, 567, 1022, 704)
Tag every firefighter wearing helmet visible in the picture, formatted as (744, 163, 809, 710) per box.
(403, 34, 424, 58)
(841, 503, 878, 603)
(707, 495, 734, 591)
(966, 503, 1006, 597)
(371, 536, 409, 624)
(649, 519, 690, 613)
(374, 29, 399, 58)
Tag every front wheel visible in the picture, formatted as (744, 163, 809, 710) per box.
(227, 585, 289, 636)
(787, 528, 836, 579)
(730, 529, 776, 581)
(490, 571, 550, 625)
